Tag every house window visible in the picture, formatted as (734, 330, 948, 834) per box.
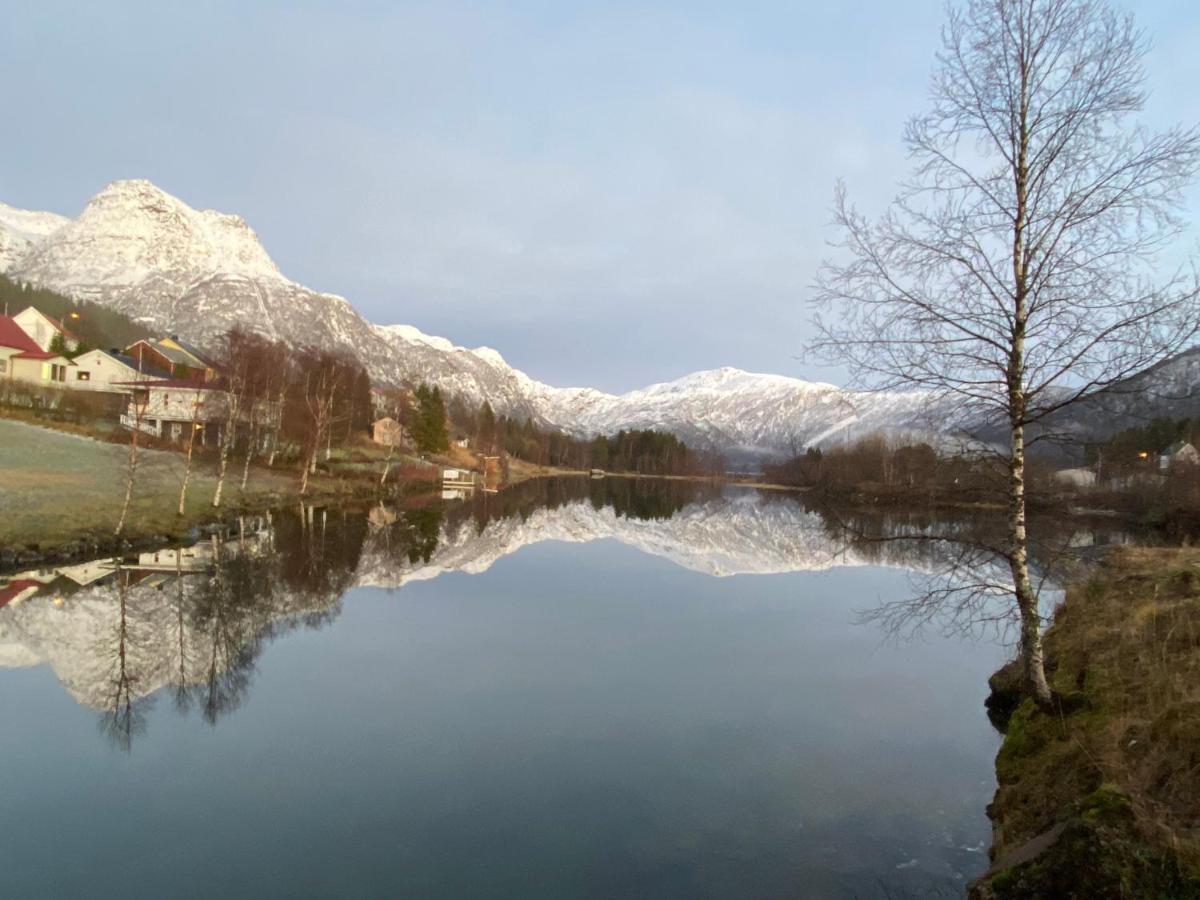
(51, 364, 67, 382)
(0, 359, 6, 374)
(77, 371, 90, 381)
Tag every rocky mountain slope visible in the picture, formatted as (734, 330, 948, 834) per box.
(2, 179, 1191, 458)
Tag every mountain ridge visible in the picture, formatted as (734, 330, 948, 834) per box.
(2, 179, 1192, 458)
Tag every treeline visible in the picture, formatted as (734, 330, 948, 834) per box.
(1085, 417, 1199, 476)
(763, 434, 1000, 503)
(0, 274, 152, 350)
(446, 398, 725, 475)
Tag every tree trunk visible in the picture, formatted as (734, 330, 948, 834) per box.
(178, 420, 199, 516)
(212, 425, 232, 508)
(300, 445, 315, 495)
(239, 411, 259, 495)
(1009, 416, 1053, 706)
(115, 426, 139, 536)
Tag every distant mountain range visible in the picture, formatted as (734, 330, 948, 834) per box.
(2, 180, 1195, 458)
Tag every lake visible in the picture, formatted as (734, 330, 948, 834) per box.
(0, 478, 1107, 898)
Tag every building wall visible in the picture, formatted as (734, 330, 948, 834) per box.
(70, 350, 155, 393)
(131, 386, 226, 423)
(7, 356, 72, 386)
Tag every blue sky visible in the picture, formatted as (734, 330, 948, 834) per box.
(3, 0, 1198, 392)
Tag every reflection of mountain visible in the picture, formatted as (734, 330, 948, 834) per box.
(357, 490, 870, 587)
(0, 480, 1110, 739)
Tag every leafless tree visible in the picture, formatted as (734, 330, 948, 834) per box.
(177, 387, 209, 516)
(299, 354, 346, 496)
(115, 386, 150, 537)
(811, 0, 1200, 704)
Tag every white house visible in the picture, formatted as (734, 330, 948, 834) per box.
(0, 314, 75, 388)
(118, 379, 229, 443)
(1160, 441, 1200, 471)
(70, 349, 170, 393)
(11, 306, 79, 353)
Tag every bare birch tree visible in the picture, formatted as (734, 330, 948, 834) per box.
(811, 0, 1200, 704)
(299, 355, 343, 496)
(115, 387, 150, 537)
(177, 387, 208, 516)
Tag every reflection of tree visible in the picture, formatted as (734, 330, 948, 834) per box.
(187, 551, 275, 725)
(98, 567, 152, 752)
(798, 497, 1104, 645)
(398, 507, 442, 564)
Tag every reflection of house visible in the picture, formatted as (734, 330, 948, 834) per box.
(56, 558, 119, 586)
(1160, 441, 1200, 471)
(368, 505, 398, 528)
(117, 379, 227, 443)
(0, 315, 75, 387)
(126, 336, 217, 382)
(0, 579, 42, 609)
(372, 416, 407, 447)
(70, 348, 170, 392)
(11, 306, 80, 352)
(1053, 467, 1096, 489)
(136, 544, 215, 573)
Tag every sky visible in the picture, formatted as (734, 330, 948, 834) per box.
(2, 0, 1199, 393)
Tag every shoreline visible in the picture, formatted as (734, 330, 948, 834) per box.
(970, 547, 1200, 898)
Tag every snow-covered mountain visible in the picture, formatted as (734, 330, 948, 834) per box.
(0, 178, 1118, 458)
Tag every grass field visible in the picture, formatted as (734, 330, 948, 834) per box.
(0, 419, 298, 547)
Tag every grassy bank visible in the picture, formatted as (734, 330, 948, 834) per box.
(971, 547, 1200, 899)
(0, 419, 431, 556)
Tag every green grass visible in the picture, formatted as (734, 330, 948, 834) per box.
(0, 419, 296, 547)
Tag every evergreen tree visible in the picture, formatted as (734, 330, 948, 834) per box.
(476, 401, 497, 454)
(412, 382, 449, 453)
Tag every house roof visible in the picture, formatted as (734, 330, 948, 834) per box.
(131, 337, 215, 370)
(128, 339, 195, 367)
(13, 349, 71, 361)
(0, 315, 43, 353)
(0, 579, 41, 609)
(1165, 440, 1197, 456)
(164, 337, 214, 367)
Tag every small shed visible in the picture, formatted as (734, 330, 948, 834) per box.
(372, 416, 406, 447)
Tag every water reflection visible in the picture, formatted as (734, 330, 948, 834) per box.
(2, 478, 1166, 899)
(0, 479, 1148, 748)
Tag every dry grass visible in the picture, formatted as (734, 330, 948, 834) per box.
(980, 546, 1200, 896)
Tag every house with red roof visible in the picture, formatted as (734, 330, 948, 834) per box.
(0, 315, 75, 387)
(12, 306, 80, 353)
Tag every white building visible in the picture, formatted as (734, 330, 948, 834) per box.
(1160, 441, 1200, 471)
(70, 349, 169, 393)
(11, 306, 79, 353)
(119, 379, 228, 443)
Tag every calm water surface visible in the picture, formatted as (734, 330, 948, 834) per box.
(0, 480, 1025, 898)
